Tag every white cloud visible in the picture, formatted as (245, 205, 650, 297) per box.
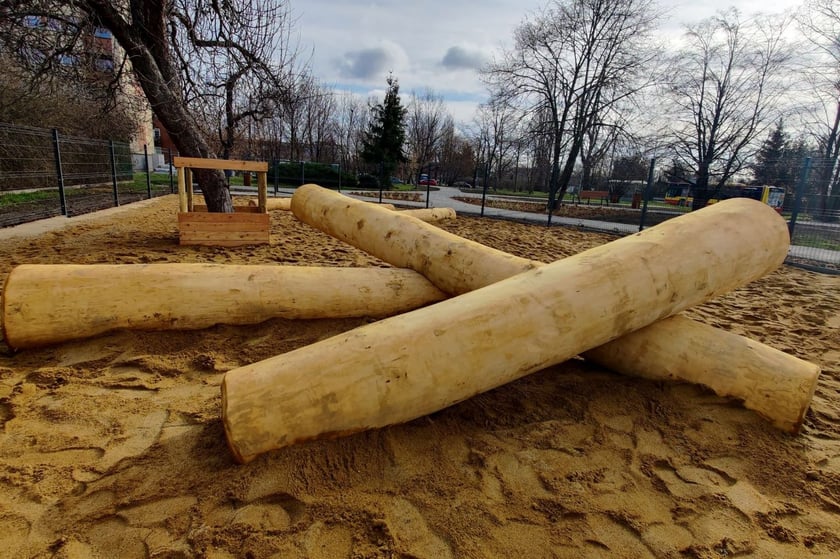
(294, 0, 805, 126)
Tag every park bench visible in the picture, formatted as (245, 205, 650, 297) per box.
(576, 190, 609, 205)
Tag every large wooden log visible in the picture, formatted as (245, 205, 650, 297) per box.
(292, 184, 540, 295)
(583, 315, 820, 432)
(223, 198, 790, 462)
(399, 207, 456, 222)
(290, 184, 820, 433)
(1, 264, 446, 349)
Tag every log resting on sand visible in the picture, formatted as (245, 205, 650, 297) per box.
(1, 264, 446, 349)
(223, 197, 793, 463)
(289, 184, 819, 434)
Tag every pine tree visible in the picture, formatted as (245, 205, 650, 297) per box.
(361, 74, 407, 188)
(752, 120, 788, 186)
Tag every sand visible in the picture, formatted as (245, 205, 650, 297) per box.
(0, 195, 838, 558)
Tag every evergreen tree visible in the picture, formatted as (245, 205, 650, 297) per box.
(361, 74, 407, 188)
(752, 120, 789, 186)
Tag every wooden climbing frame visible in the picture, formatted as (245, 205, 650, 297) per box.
(174, 156, 271, 246)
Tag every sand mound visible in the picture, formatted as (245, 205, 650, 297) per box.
(0, 195, 838, 558)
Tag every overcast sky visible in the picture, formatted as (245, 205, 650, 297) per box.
(292, 0, 806, 124)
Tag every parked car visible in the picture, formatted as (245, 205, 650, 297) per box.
(390, 176, 402, 184)
(418, 178, 437, 186)
(452, 181, 472, 189)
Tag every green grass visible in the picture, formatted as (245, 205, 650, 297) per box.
(0, 190, 55, 207)
(793, 236, 840, 251)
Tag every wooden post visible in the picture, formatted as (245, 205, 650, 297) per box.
(185, 167, 194, 211)
(1, 264, 446, 349)
(289, 184, 818, 433)
(222, 198, 791, 462)
(257, 171, 267, 214)
(177, 164, 187, 212)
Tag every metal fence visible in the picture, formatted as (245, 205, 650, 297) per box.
(0, 123, 174, 228)
(2, 123, 837, 274)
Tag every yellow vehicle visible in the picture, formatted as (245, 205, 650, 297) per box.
(664, 184, 785, 212)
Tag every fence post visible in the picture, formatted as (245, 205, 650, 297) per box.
(109, 140, 120, 207)
(788, 157, 811, 240)
(273, 159, 278, 196)
(168, 148, 174, 194)
(639, 157, 656, 231)
(480, 164, 489, 217)
(52, 129, 68, 216)
(144, 144, 152, 198)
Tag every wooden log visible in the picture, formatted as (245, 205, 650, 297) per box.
(290, 184, 819, 433)
(400, 207, 456, 222)
(582, 315, 820, 433)
(291, 184, 540, 296)
(222, 197, 790, 462)
(1, 264, 447, 349)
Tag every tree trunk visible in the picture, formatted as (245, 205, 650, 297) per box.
(287, 185, 816, 433)
(223, 196, 791, 462)
(85, 0, 233, 212)
(2, 264, 446, 349)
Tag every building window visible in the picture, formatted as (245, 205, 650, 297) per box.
(94, 57, 114, 72)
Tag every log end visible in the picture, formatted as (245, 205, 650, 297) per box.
(221, 374, 252, 464)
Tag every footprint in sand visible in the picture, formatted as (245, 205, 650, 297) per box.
(382, 498, 454, 559)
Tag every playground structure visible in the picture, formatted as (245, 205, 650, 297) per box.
(175, 156, 270, 246)
(0, 185, 821, 464)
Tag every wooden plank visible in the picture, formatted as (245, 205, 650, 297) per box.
(179, 230, 269, 241)
(181, 239, 269, 247)
(178, 212, 269, 224)
(192, 205, 263, 213)
(177, 212, 269, 246)
(179, 223, 269, 234)
(174, 156, 268, 172)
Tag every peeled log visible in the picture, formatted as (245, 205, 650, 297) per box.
(292, 184, 540, 296)
(583, 315, 820, 432)
(223, 198, 790, 462)
(1, 264, 446, 349)
(291, 184, 819, 432)
(399, 207, 456, 222)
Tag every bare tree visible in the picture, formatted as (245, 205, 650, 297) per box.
(483, 0, 661, 214)
(0, 0, 301, 212)
(797, 0, 840, 207)
(406, 89, 449, 181)
(436, 119, 475, 185)
(665, 9, 796, 209)
(333, 92, 369, 174)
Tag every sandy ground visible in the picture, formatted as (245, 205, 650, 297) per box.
(0, 194, 838, 558)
